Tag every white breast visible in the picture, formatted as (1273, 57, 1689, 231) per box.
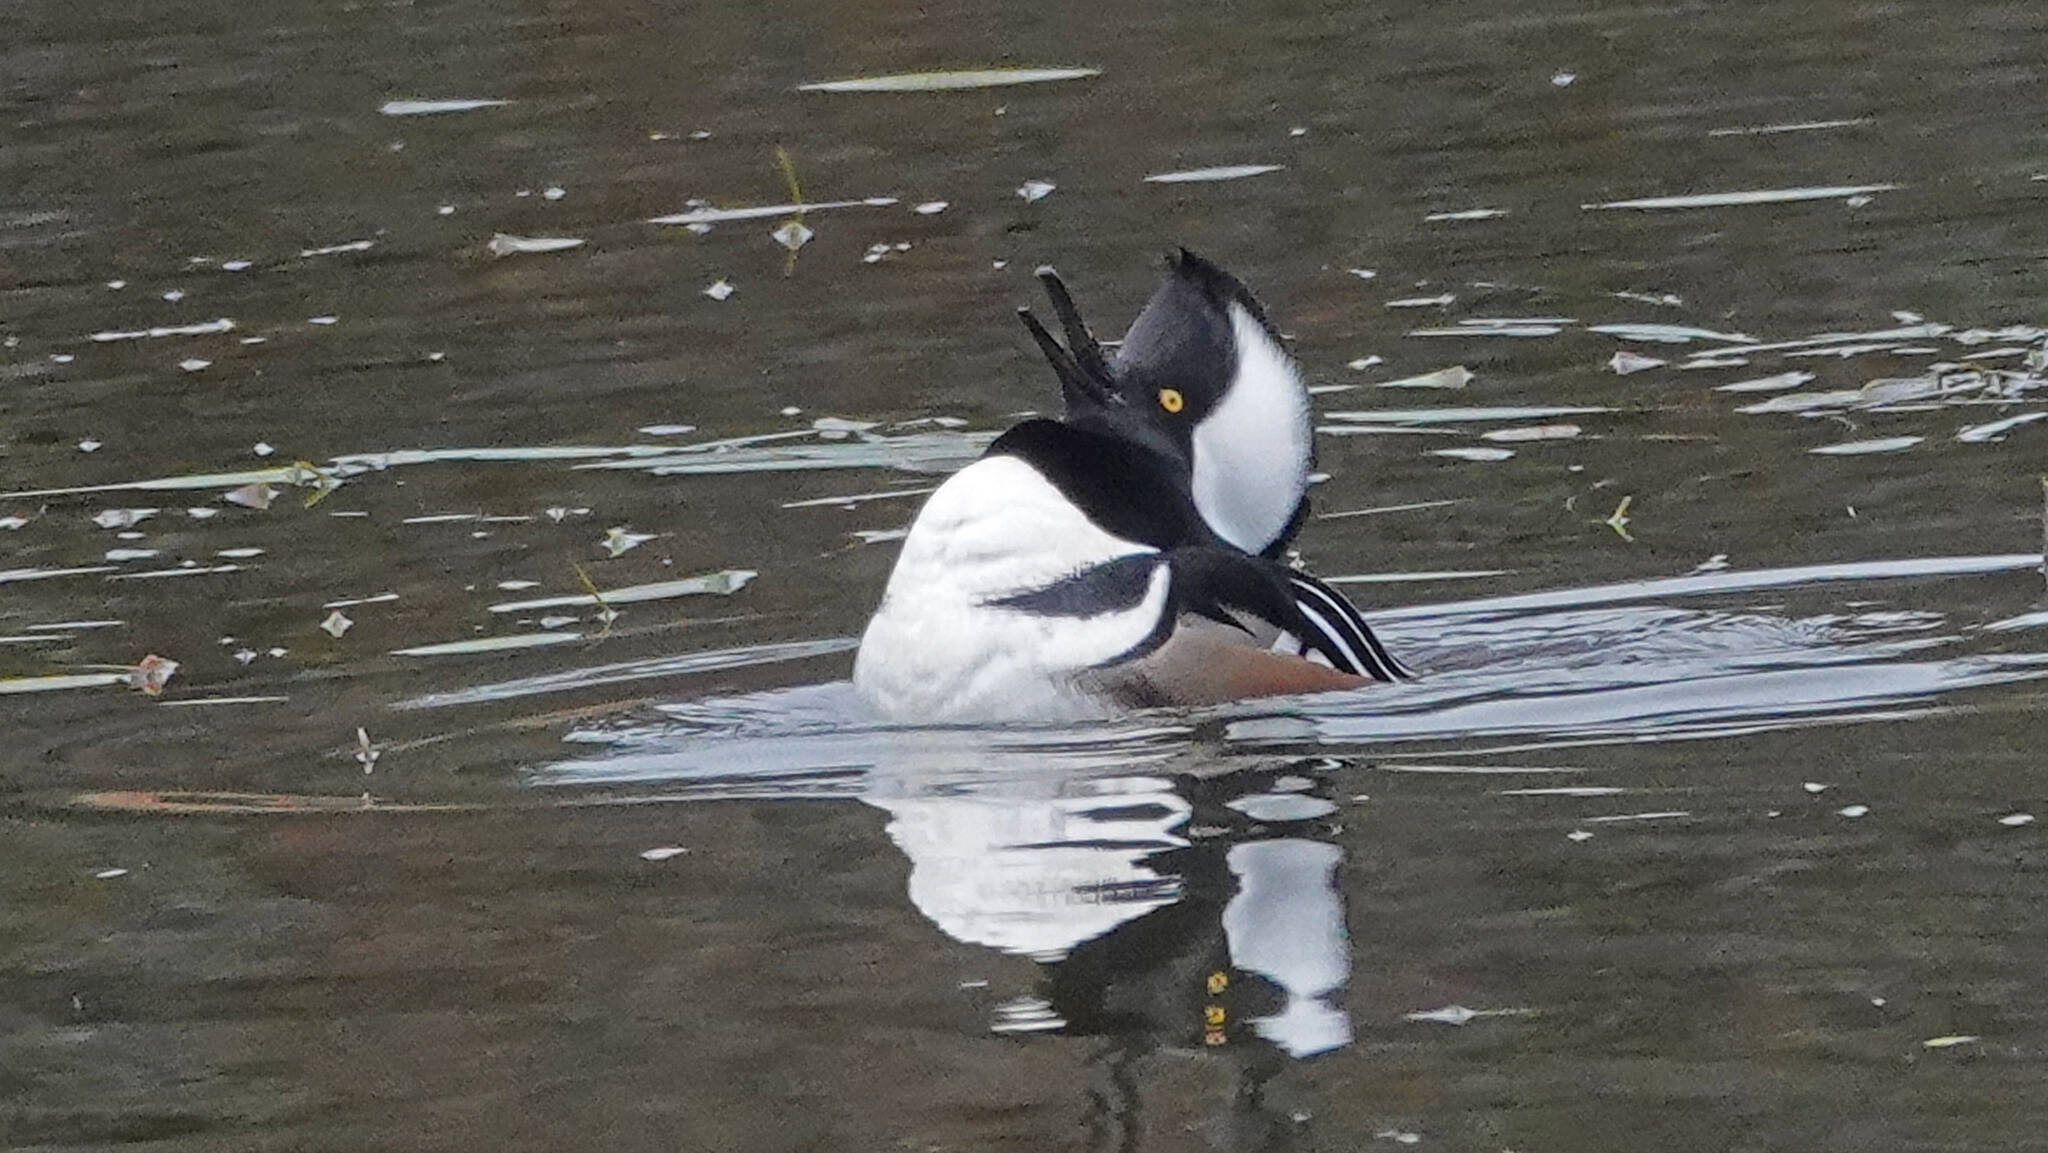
(853, 455, 1170, 723)
(1189, 304, 1312, 554)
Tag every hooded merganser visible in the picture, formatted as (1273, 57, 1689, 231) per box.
(853, 251, 1410, 723)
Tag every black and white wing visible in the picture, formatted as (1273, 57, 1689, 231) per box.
(1279, 570, 1412, 682)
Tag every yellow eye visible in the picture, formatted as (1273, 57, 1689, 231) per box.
(1158, 388, 1184, 413)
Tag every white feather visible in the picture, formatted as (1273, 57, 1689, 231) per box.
(1189, 304, 1312, 553)
(853, 455, 1170, 722)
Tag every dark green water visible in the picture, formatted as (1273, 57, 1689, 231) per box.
(6, 1, 2048, 1149)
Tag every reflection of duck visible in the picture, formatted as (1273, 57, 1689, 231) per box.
(854, 252, 1408, 723)
(865, 764, 1352, 1151)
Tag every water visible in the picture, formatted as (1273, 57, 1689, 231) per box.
(6, 0, 2048, 1148)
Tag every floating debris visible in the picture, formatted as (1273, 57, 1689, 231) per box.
(488, 570, 754, 613)
(601, 527, 655, 557)
(1590, 323, 1754, 344)
(299, 240, 374, 258)
(703, 279, 735, 301)
(487, 234, 585, 257)
(1386, 294, 1455, 309)
(640, 846, 690, 861)
(78, 439, 103, 452)
(379, 98, 510, 116)
(319, 611, 353, 638)
(355, 727, 379, 772)
(178, 358, 212, 372)
(1585, 184, 1898, 211)
(1707, 117, 1873, 137)
(771, 220, 814, 253)
(223, 483, 277, 509)
(1346, 355, 1385, 371)
(1567, 829, 1594, 841)
(1810, 436, 1924, 456)
(1144, 164, 1285, 184)
(1609, 351, 1666, 375)
(1584, 810, 1691, 823)
(1551, 71, 1577, 87)
(1838, 804, 1871, 818)
(90, 318, 235, 343)
(1347, 268, 1377, 280)
(92, 507, 158, 529)
(392, 632, 586, 657)
(1326, 405, 1609, 425)
(649, 197, 896, 226)
(1605, 495, 1635, 542)
(798, 68, 1099, 93)
(1922, 1035, 1980, 1049)
(1956, 412, 2047, 443)
(1325, 569, 1508, 583)
(1423, 208, 1507, 221)
(1409, 325, 1559, 338)
(128, 654, 179, 696)
(1483, 423, 1581, 442)
(1432, 447, 1515, 462)
(1715, 370, 1816, 393)
(94, 868, 130, 880)
(1998, 812, 2035, 827)
(912, 201, 949, 215)
(1016, 179, 1057, 203)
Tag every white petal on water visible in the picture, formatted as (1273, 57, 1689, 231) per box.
(90, 318, 235, 342)
(912, 200, 949, 214)
(1609, 351, 1665, 375)
(1707, 117, 1874, 137)
(1956, 412, 2047, 443)
(649, 198, 895, 225)
(639, 846, 690, 861)
(1838, 804, 1870, 818)
(1423, 208, 1507, 221)
(1326, 405, 1609, 424)
(1482, 424, 1581, 442)
(703, 279, 734, 301)
(1551, 72, 1577, 86)
(798, 68, 1099, 92)
(1809, 436, 1924, 456)
(487, 234, 585, 256)
(1144, 164, 1285, 183)
(252, 442, 275, 457)
(379, 98, 510, 115)
(162, 289, 185, 302)
(308, 315, 338, 325)
(178, 358, 211, 372)
(1803, 781, 1829, 793)
(1347, 268, 1377, 280)
(487, 570, 755, 613)
(1461, 316, 1578, 327)
(94, 868, 130, 879)
(543, 186, 566, 201)
(78, 439, 102, 452)
(392, 632, 587, 657)
(1584, 184, 1899, 210)
(1589, 323, 1754, 344)
(1566, 829, 1594, 841)
(1432, 447, 1515, 462)
(320, 611, 353, 638)
(497, 580, 542, 591)
(1016, 179, 1057, 202)
(1998, 812, 2035, 827)
(1386, 294, 1455, 308)
(1715, 370, 1816, 393)
(27, 620, 124, 631)
(221, 259, 252, 271)
(223, 484, 278, 509)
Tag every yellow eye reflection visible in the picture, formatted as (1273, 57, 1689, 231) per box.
(1158, 388, 1185, 413)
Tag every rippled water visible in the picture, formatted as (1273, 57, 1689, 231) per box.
(7, 0, 2048, 1148)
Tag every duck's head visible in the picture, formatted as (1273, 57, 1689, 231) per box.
(1018, 250, 1313, 557)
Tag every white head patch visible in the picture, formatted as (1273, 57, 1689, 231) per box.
(1189, 304, 1312, 553)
